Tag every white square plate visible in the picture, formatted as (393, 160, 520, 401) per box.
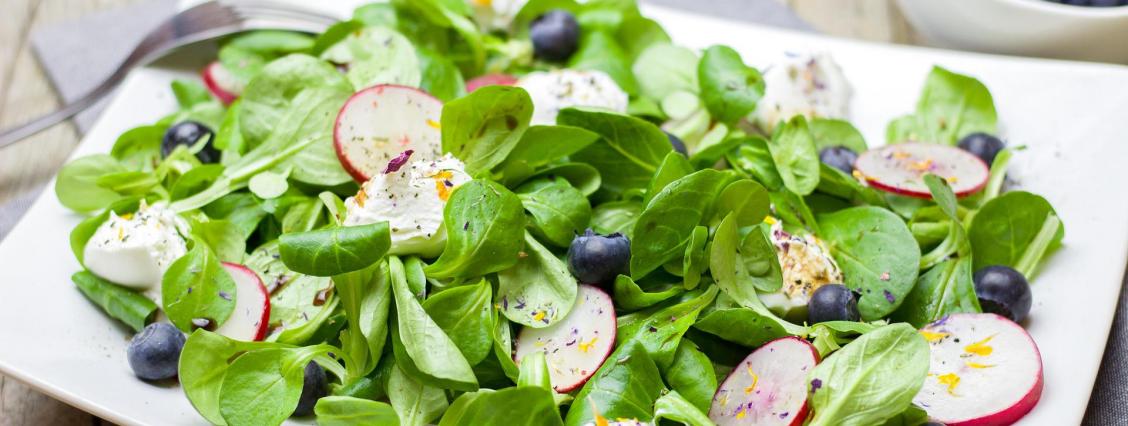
(1, 4, 1126, 425)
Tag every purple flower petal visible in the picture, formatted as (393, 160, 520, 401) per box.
(383, 150, 414, 174)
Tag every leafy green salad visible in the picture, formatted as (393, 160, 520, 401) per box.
(54, 0, 1065, 425)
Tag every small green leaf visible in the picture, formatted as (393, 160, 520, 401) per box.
(279, 222, 391, 277)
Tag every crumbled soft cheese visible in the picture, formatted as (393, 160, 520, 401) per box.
(760, 221, 844, 315)
(344, 153, 472, 257)
(469, 0, 528, 31)
(753, 51, 852, 132)
(84, 201, 189, 290)
(518, 69, 629, 125)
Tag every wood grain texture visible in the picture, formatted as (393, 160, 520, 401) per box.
(0, 0, 907, 424)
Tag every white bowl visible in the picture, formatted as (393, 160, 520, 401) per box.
(898, 0, 1128, 63)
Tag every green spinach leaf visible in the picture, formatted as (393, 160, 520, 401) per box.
(644, 151, 693, 206)
(653, 390, 712, 426)
(818, 207, 921, 320)
(314, 397, 400, 426)
(239, 54, 352, 146)
(441, 86, 534, 175)
(698, 45, 763, 124)
(562, 108, 672, 197)
(180, 331, 280, 425)
(807, 323, 930, 426)
(769, 115, 820, 196)
(885, 66, 996, 145)
(161, 242, 237, 332)
(425, 179, 526, 278)
(665, 341, 717, 412)
(619, 286, 717, 369)
(390, 257, 478, 391)
(810, 118, 868, 153)
(71, 271, 157, 332)
(612, 275, 684, 311)
(726, 137, 783, 191)
(516, 177, 592, 247)
(218, 345, 335, 426)
(631, 169, 729, 278)
(55, 155, 127, 213)
(497, 232, 579, 327)
(422, 279, 494, 365)
(563, 342, 665, 426)
(590, 200, 641, 238)
(892, 257, 981, 327)
(633, 43, 699, 101)
(969, 191, 1064, 274)
(388, 364, 449, 426)
(279, 222, 391, 277)
(440, 387, 563, 426)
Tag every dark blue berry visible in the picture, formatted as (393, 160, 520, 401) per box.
(126, 323, 185, 381)
(162, 121, 219, 163)
(664, 131, 688, 156)
(292, 361, 329, 417)
(530, 10, 580, 61)
(807, 284, 860, 324)
(957, 132, 1005, 166)
(973, 265, 1032, 323)
(567, 229, 630, 285)
(818, 146, 859, 174)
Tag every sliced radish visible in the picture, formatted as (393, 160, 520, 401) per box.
(514, 284, 616, 393)
(914, 313, 1043, 426)
(333, 84, 444, 182)
(709, 337, 818, 426)
(216, 262, 271, 341)
(201, 61, 243, 105)
(854, 142, 989, 199)
(466, 74, 517, 93)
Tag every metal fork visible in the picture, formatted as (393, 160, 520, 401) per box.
(0, 1, 339, 149)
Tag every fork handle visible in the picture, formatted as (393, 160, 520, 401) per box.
(0, 71, 125, 149)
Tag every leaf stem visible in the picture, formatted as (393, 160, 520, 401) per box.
(1014, 213, 1061, 280)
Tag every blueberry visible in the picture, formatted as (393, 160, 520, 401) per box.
(162, 121, 219, 163)
(818, 146, 859, 174)
(530, 10, 580, 61)
(292, 361, 329, 417)
(126, 323, 185, 381)
(973, 265, 1032, 323)
(664, 131, 688, 156)
(807, 284, 860, 324)
(957, 132, 1005, 166)
(1091, 0, 1119, 5)
(567, 229, 630, 285)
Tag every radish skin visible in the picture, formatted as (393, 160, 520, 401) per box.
(200, 62, 242, 105)
(914, 313, 1043, 426)
(216, 262, 270, 341)
(855, 142, 989, 199)
(466, 74, 517, 93)
(709, 336, 819, 426)
(514, 285, 616, 393)
(333, 85, 444, 182)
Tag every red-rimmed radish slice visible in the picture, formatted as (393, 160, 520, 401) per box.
(466, 74, 517, 92)
(334, 84, 444, 182)
(216, 262, 271, 341)
(201, 61, 243, 105)
(914, 313, 1043, 426)
(709, 336, 818, 426)
(514, 284, 616, 393)
(854, 142, 989, 199)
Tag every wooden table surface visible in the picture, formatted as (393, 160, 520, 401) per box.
(0, 0, 917, 424)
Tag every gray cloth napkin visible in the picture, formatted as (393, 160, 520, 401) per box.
(5, 0, 1124, 424)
